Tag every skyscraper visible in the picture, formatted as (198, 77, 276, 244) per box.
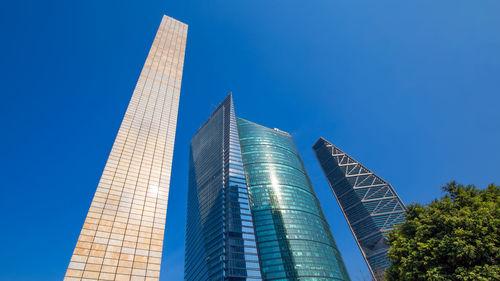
(185, 95, 262, 281)
(64, 15, 187, 281)
(313, 138, 406, 280)
(185, 95, 351, 281)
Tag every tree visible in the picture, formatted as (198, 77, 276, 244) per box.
(385, 181, 500, 281)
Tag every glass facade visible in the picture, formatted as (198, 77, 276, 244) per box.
(185, 94, 262, 281)
(185, 95, 351, 281)
(313, 138, 406, 280)
(238, 119, 351, 281)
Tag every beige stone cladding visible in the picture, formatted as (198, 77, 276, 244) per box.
(64, 14, 187, 281)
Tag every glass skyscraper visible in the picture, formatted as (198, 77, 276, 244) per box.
(185, 94, 261, 280)
(313, 138, 406, 280)
(185, 95, 350, 281)
(64, 15, 187, 281)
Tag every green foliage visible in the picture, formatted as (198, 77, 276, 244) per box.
(386, 181, 500, 281)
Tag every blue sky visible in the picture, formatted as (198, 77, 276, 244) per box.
(1, 1, 499, 280)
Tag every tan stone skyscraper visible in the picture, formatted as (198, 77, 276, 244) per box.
(64, 15, 187, 281)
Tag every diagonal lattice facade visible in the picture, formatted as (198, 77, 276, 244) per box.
(313, 137, 406, 280)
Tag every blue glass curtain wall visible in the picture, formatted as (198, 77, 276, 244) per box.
(238, 119, 351, 281)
